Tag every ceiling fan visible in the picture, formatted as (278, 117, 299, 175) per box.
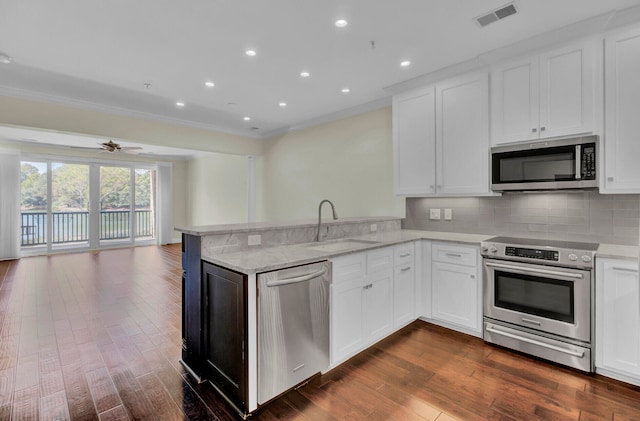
(98, 140, 143, 154)
(69, 139, 143, 154)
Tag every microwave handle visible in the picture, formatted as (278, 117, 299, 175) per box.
(575, 145, 581, 180)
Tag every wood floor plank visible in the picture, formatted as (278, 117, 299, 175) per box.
(85, 368, 121, 414)
(98, 405, 130, 421)
(61, 361, 99, 421)
(11, 385, 39, 420)
(135, 373, 185, 421)
(40, 390, 70, 421)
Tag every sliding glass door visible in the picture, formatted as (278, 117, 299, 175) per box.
(20, 158, 157, 254)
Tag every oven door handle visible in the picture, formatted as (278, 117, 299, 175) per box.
(486, 326, 585, 358)
(484, 262, 584, 279)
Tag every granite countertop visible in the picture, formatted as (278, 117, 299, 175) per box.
(597, 243, 639, 261)
(175, 216, 402, 236)
(202, 230, 492, 274)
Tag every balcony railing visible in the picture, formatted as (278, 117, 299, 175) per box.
(20, 210, 154, 246)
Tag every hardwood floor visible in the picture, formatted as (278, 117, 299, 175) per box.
(1, 245, 639, 420)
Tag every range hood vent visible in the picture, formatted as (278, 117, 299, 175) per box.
(475, 3, 518, 27)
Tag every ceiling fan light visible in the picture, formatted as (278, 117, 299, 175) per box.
(0, 52, 12, 64)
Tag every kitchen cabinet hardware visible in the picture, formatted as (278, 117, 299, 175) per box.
(532, 128, 537, 132)
(401, 267, 411, 272)
(445, 252, 462, 258)
(400, 253, 411, 258)
(612, 267, 639, 273)
(541, 126, 546, 131)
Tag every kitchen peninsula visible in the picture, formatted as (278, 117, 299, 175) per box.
(176, 216, 489, 417)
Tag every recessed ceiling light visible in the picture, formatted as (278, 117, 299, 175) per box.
(300, 71, 310, 78)
(279, 102, 287, 107)
(243, 116, 251, 121)
(400, 60, 411, 67)
(176, 101, 185, 107)
(205, 81, 215, 87)
(335, 19, 348, 28)
(245, 50, 257, 57)
(341, 87, 351, 94)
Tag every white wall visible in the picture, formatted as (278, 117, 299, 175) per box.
(187, 152, 251, 225)
(171, 160, 188, 240)
(259, 106, 405, 221)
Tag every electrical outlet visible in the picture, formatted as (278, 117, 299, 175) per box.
(370, 223, 378, 232)
(444, 208, 453, 220)
(429, 208, 441, 220)
(248, 234, 261, 246)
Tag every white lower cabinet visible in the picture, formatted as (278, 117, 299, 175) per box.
(363, 269, 394, 342)
(393, 242, 416, 328)
(428, 242, 482, 337)
(330, 242, 417, 366)
(596, 258, 640, 386)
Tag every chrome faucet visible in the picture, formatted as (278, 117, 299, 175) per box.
(316, 199, 338, 242)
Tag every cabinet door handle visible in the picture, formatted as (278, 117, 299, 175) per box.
(445, 252, 462, 258)
(540, 126, 546, 131)
(532, 128, 537, 133)
(401, 267, 411, 272)
(607, 177, 614, 182)
(612, 267, 638, 273)
(399, 253, 411, 258)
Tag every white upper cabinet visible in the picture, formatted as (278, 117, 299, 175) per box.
(491, 40, 596, 145)
(491, 56, 539, 144)
(603, 25, 640, 193)
(392, 86, 436, 195)
(393, 72, 490, 196)
(436, 72, 490, 195)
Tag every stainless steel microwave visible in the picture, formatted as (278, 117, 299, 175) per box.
(491, 136, 598, 192)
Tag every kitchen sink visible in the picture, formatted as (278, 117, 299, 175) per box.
(305, 239, 379, 252)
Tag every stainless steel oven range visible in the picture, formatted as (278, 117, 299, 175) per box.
(481, 237, 598, 372)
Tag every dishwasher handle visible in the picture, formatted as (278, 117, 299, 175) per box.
(265, 266, 328, 287)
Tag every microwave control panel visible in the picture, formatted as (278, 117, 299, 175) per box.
(581, 144, 596, 180)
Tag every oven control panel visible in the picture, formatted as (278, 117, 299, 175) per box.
(505, 247, 559, 261)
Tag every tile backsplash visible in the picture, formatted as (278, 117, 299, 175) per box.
(403, 192, 640, 245)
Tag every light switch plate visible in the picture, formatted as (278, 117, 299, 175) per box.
(248, 234, 261, 246)
(370, 223, 378, 232)
(429, 208, 441, 220)
(444, 208, 452, 220)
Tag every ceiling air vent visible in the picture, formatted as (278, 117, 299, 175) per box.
(475, 3, 518, 27)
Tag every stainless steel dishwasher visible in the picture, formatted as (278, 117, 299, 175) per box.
(257, 261, 331, 405)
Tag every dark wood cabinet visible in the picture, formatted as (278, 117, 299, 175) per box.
(202, 262, 248, 411)
(181, 234, 204, 378)
(181, 234, 249, 413)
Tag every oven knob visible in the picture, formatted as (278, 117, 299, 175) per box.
(568, 253, 578, 261)
(481, 246, 488, 253)
(489, 246, 497, 253)
(581, 255, 592, 263)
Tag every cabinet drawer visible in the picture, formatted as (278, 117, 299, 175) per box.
(331, 252, 366, 285)
(432, 243, 477, 267)
(394, 242, 415, 267)
(367, 247, 394, 274)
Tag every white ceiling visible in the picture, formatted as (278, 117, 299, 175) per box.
(1, 0, 640, 146)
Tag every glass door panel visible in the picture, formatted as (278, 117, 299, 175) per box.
(51, 163, 90, 249)
(20, 161, 48, 248)
(100, 166, 131, 243)
(135, 169, 156, 240)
